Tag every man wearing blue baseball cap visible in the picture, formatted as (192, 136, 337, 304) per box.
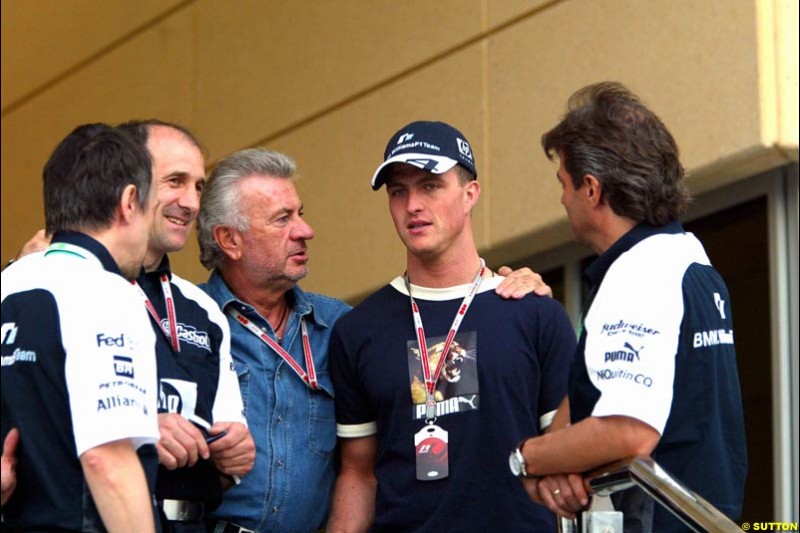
(370, 120, 479, 190)
(327, 121, 577, 532)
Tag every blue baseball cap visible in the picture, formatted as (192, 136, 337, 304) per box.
(371, 120, 477, 190)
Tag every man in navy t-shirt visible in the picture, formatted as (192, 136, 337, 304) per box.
(327, 121, 576, 533)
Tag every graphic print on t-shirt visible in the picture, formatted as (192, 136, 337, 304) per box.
(407, 331, 479, 420)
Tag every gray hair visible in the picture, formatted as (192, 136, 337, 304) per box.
(198, 148, 296, 270)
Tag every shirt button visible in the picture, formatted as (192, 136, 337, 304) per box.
(277, 415, 283, 423)
(273, 506, 280, 513)
(277, 460, 284, 468)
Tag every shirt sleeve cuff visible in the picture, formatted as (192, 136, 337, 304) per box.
(539, 410, 557, 431)
(336, 421, 377, 438)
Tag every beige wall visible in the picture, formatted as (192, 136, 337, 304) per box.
(2, 0, 797, 301)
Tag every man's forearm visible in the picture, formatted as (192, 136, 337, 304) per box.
(523, 415, 660, 476)
(81, 439, 155, 533)
(327, 465, 377, 533)
(546, 396, 571, 433)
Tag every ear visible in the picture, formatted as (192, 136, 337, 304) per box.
(118, 184, 141, 224)
(463, 180, 481, 211)
(582, 174, 603, 207)
(213, 225, 243, 261)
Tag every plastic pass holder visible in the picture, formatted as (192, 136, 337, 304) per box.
(414, 424, 448, 481)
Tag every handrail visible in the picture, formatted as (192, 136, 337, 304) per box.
(580, 456, 741, 533)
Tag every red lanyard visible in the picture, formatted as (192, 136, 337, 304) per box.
(227, 307, 318, 390)
(132, 275, 180, 352)
(404, 259, 485, 420)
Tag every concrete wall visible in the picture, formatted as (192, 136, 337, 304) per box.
(2, 0, 797, 300)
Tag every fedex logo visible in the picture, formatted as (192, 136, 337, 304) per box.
(97, 333, 125, 347)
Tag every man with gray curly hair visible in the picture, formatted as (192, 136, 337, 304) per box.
(198, 148, 351, 533)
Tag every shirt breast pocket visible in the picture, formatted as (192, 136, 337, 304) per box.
(307, 372, 336, 458)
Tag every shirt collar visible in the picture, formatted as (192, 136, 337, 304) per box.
(584, 221, 684, 286)
(48, 231, 123, 276)
(205, 269, 330, 328)
(144, 254, 172, 278)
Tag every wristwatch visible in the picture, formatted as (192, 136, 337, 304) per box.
(508, 439, 532, 478)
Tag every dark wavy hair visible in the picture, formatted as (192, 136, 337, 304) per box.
(542, 82, 689, 225)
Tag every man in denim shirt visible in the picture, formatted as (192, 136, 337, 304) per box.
(197, 148, 349, 533)
(196, 147, 551, 533)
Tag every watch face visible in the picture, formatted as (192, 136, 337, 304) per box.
(509, 451, 522, 477)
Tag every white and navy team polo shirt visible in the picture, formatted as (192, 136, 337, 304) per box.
(1, 232, 159, 531)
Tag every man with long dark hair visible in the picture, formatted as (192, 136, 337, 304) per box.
(513, 82, 747, 532)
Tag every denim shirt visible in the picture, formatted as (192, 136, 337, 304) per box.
(201, 270, 351, 533)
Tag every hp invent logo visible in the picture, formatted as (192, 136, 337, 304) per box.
(456, 137, 472, 160)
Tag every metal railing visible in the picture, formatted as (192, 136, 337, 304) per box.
(559, 456, 741, 533)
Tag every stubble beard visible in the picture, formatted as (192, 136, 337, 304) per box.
(246, 256, 308, 292)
